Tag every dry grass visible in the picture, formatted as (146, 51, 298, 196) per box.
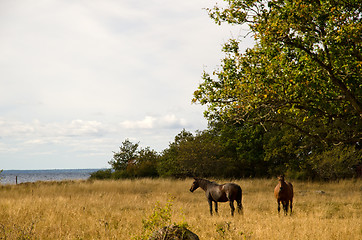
(0, 178, 361, 239)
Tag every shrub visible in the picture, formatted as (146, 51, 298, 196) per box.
(89, 169, 112, 180)
(310, 145, 362, 180)
(133, 197, 191, 240)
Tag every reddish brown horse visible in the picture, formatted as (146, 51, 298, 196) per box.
(274, 175, 293, 215)
(189, 178, 243, 216)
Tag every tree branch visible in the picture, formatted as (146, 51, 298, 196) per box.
(283, 37, 362, 117)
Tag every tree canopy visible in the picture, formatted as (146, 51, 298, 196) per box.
(193, 0, 362, 147)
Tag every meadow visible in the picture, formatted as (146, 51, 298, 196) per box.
(0, 178, 361, 239)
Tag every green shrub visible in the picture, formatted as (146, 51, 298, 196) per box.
(133, 197, 191, 240)
(89, 169, 112, 180)
(111, 170, 130, 179)
(310, 145, 362, 180)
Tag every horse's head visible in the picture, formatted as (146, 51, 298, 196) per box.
(278, 175, 285, 182)
(278, 175, 285, 193)
(189, 178, 200, 192)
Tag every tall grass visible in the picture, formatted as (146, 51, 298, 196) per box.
(0, 178, 361, 239)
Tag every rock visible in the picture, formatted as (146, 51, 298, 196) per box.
(148, 224, 199, 240)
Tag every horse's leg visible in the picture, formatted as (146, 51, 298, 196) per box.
(214, 201, 218, 214)
(229, 200, 235, 216)
(277, 200, 281, 214)
(208, 199, 213, 215)
(290, 199, 293, 215)
(284, 201, 289, 215)
(237, 199, 243, 214)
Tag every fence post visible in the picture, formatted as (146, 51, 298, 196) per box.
(16, 176, 18, 185)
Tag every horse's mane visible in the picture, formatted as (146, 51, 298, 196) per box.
(196, 178, 218, 185)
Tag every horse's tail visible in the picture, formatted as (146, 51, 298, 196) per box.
(237, 185, 243, 213)
(237, 185, 242, 201)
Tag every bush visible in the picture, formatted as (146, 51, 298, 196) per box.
(133, 197, 193, 240)
(111, 170, 131, 179)
(89, 169, 112, 180)
(310, 145, 362, 180)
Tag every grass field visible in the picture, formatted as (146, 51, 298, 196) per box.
(0, 178, 361, 239)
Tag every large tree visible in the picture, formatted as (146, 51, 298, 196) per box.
(108, 139, 139, 171)
(193, 0, 361, 147)
(157, 129, 231, 178)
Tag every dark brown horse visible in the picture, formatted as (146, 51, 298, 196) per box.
(189, 178, 243, 216)
(274, 175, 293, 215)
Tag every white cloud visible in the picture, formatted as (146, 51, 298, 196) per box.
(121, 116, 157, 129)
(159, 114, 188, 128)
(120, 114, 188, 129)
(0, 118, 105, 139)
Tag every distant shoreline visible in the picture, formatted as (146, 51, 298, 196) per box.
(0, 169, 105, 185)
(1, 168, 105, 172)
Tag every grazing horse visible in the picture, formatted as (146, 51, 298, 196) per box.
(189, 178, 243, 216)
(274, 175, 293, 215)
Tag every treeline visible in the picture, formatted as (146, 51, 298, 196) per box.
(90, 122, 361, 181)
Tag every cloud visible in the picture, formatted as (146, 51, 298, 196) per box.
(159, 114, 188, 128)
(120, 114, 188, 129)
(121, 116, 156, 129)
(0, 118, 105, 139)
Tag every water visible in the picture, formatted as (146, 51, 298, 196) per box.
(0, 169, 100, 185)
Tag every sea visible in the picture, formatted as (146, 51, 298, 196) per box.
(0, 169, 101, 185)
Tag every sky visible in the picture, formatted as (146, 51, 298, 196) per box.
(0, 0, 254, 170)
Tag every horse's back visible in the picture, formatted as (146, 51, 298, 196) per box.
(223, 183, 242, 200)
(223, 183, 241, 191)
